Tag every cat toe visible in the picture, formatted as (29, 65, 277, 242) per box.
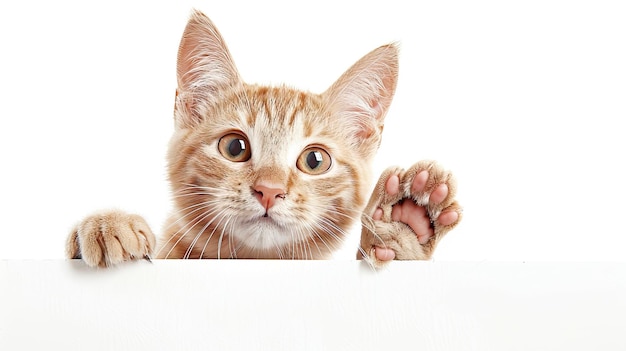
(358, 160, 463, 265)
(402, 160, 462, 244)
(361, 166, 405, 223)
(374, 247, 396, 261)
(68, 211, 156, 268)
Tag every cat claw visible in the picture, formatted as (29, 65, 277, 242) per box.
(66, 211, 157, 268)
(359, 160, 462, 268)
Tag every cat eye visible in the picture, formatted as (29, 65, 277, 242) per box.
(297, 147, 332, 175)
(218, 133, 251, 162)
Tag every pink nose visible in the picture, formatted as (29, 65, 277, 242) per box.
(253, 184, 286, 211)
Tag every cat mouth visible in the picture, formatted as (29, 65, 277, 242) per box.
(250, 213, 285, 228)
(258, 214, 278, 224)
(242, 212, 273, 222)
(238, 208, 290, 229)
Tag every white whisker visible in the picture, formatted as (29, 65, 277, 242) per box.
(194, 207, 231, 259)
(216, 214, 234, 259)
(162, 202, 223, 259)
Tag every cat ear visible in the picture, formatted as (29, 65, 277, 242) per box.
(174, 9, 242, 128)
(322, 44, 398, 149)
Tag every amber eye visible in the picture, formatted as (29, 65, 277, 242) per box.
(297, 147, 332, 175)
(218, 133, 251, 162)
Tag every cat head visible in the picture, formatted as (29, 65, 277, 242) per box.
(167, 10, 398, 258)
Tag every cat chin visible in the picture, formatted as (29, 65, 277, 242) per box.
(233, 218, 299, 250)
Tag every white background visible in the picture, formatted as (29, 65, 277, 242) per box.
(0, 0, 624, 261)
(3, 260, 625, 351)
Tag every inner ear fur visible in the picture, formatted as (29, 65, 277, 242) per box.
(322, 43, 399, 143)
(174, 9, 242, 129)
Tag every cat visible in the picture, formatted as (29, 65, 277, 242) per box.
(66, 9, 462, 269)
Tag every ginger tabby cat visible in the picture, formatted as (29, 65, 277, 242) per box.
(66, 9, 462, 268)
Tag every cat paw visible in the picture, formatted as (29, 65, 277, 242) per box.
(66, 211, 156, 268)
(358, 160, 462, 268)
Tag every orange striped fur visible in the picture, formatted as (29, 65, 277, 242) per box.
(159, 10, 398, 259)
(66, 9, 399, 266)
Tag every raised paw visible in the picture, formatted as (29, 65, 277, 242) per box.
(66, 211, 156, 268)
(358, 160, 462, 268)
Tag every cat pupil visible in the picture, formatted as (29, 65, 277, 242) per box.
(306, 151, 323, 169)
(228, 139, 245, 156)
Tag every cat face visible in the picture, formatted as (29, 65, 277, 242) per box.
(164, 10, 398, 258)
